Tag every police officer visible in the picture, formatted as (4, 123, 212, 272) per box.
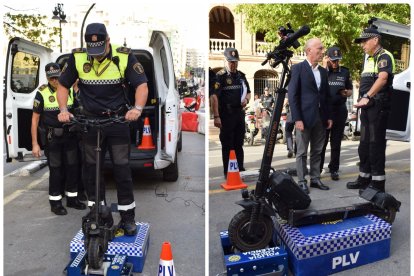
(31, 63, 86, 215)
(260, 87, 274, 110)
(320, 46, 353, 180)
(212, 48, 251, 176)
(347, 26, 395, 192)
(57, 23, 148, 235)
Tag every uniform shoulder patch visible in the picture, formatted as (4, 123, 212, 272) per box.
(378, 59, 388, 69)
(217, 69, 226, 76)
(38, 84, 48, 91)
(72, 48, 86, 54)
(116, 47, 131, 54)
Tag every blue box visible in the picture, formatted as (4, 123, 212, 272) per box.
(220, 230, 288, 276)
(273, 214, 391, 276)
(70, 222, 150, 273)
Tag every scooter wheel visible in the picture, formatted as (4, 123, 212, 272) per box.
(228, 210, 273, 252)
(88, 236, 104, 269)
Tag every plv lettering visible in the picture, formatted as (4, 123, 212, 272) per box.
(158, 264, 174, 276)
(332, 251, 360, 269)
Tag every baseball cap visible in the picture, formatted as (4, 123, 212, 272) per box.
(85, 23, 108, 56)
(224, 48, 240, 62)
(45, 62, 61, 78)
(354, 27, 381, 43)
(326, 46, 342, 61)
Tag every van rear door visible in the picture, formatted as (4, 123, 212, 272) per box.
(149, 31, 181, 165)
(4, 38, 53, 162)
(371, 18, 411, 141)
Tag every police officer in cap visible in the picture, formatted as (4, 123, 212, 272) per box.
(32, 63, 86, 215)
(320, 46, 353, 180)
(347, 26, 395, 192)
(57, 23, 148, 235)
(212, 47, 251, 176)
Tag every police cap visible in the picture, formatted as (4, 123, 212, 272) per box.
(224, 48, 240, 62)
(85, 23, 108, 56)
(45, 62, 61, 78)
(354, 27, 381, 43)
(326, 46, 342, 61)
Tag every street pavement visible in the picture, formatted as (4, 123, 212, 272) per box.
(4, 131, 205, 276)
(209, 119, 410, 276)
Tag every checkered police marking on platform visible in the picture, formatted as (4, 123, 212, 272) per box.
(70, 222, 150, 257)
(274, 215, 391, 260)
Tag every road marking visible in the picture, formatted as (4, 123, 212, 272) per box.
(4, 160, 47, 177)
(4, 170, 49, 205)
(209, 167, 410, 195)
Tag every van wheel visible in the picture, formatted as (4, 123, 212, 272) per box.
(178, 131, 183, 152)
(163, 150, 179, 182)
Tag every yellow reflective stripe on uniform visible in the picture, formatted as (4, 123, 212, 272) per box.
(39, 85, 74, 110)
(74, 44, 128, 83)
(361, 49, 395, 74)
(117, 201, 136, 211)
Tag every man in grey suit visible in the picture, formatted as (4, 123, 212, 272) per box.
(288, 38, 333, 194)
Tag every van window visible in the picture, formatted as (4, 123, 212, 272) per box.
(160, 47, 169, 87)
(11, 52, 39, 93)
(380, 34, 410, 73)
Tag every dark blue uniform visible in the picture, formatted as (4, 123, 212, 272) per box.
(214, 69, 251, 175)
(358, 47, 394, 189)
(320, 66, 353, 173)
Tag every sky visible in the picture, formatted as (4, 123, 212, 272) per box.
(2, 0, 208, 49)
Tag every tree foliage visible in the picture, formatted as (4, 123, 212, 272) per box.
(235, 4, 410, 79)
(3, 12, 60, 49)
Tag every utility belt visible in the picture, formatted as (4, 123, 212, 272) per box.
(81, 105, 128, 118)
(46, 126, 72, 142)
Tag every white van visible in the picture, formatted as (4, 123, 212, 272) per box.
(4, 31, 182, 181)
(366, 18, 411, 141)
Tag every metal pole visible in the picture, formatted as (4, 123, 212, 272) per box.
(59, 19, 62, 53)
(80, 3, 96, 49)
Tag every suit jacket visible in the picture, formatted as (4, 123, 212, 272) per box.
(288, 60, 331, 128)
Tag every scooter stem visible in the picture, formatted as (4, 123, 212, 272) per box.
(95, 127, 102, 223)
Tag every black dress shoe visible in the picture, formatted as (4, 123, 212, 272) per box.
(310, 179, 329, 190)
(330, 171, 339, 181)
(51, 205, 68, 216)
(298, 180, 309, 194)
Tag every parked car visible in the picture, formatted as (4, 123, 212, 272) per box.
(4, 31, 182, 181)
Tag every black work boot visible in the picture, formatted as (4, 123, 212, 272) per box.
(367, 180, 385, 193)
(67, 196, 87, 210)
(346, 176, 371, 190)
(120, 209, 137, 236)
(50, 200, 68, 216)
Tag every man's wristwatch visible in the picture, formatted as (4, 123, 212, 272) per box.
(363, 93, 371, 99)
(134, 105, 144, 112)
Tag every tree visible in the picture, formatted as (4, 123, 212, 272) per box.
(235, 4, 410, 79)
(3, 12, 59, 49)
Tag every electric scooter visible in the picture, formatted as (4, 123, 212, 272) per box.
(68, 115, 127, 271)
(228, 24, 401, 252)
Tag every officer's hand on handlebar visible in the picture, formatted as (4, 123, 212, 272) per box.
(125, 109, 142, 121)
(295, 120, 304, 132)
(58, 111, 73, 123)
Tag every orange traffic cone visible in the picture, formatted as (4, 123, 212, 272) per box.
(158, 241, 176, 276)
(138, 117, 156, 150)
(221, 150, 248, 190)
